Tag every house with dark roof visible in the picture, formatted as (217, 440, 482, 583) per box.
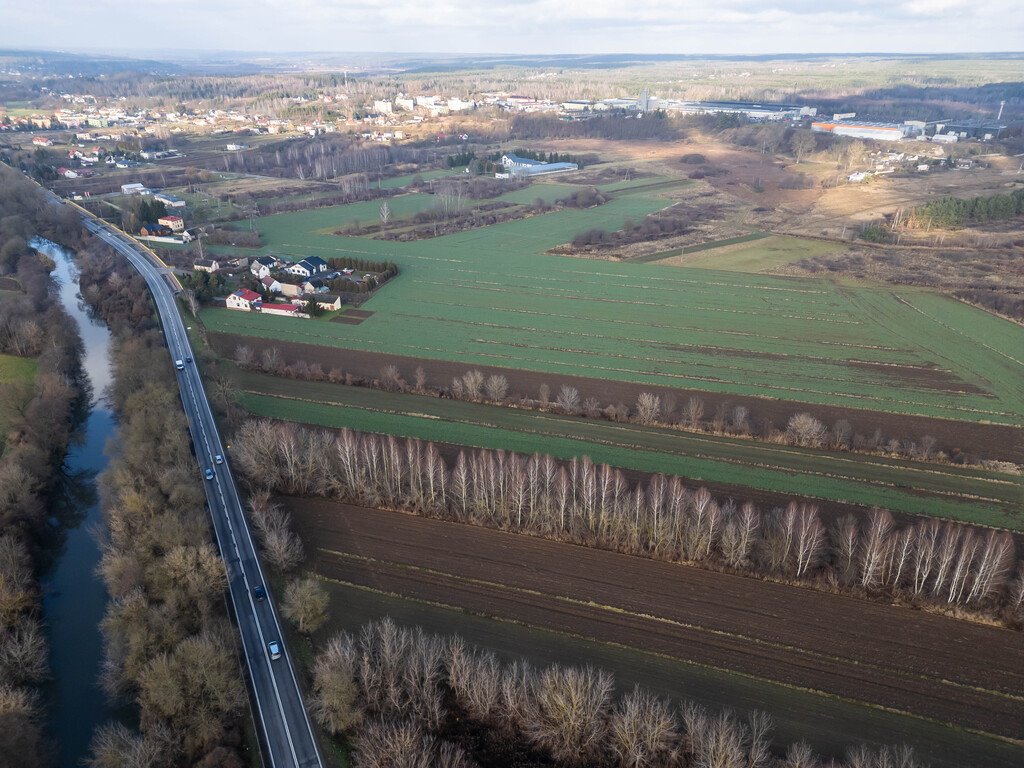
(284, 257, 329, 278)
(250, 255, 279, 279)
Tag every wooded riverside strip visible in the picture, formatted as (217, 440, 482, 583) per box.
(0, 165, 88, 766)
(75, 248, 248, 766)
(232, 420, 1024, 625)
(309, 617, 935, 768)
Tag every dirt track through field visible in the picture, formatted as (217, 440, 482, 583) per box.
(290, 499, 1024, 744)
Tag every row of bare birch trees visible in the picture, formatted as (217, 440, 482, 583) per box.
(312, 617, 925, 768)
(232, 420, 1024, 624)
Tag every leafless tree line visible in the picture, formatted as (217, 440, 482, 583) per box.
(232, 420, 1024, 625)
(311, 617, 925, 768)
(86, 330, 246, 768)
(0, 178, 92, 767)
(236, 351, 996, 468)
(0, 536, 49, 767)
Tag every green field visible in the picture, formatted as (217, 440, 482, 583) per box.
(199, 182, 1024, 427)
(312, 580, 1023, 768)
(378, 169, 458, 189)
(663, 237, 847, 274)
(231, 373, 1023, 529)
(0, 353, 38, 452)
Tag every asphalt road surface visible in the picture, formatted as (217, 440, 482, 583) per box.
(77, 212, 323, 768)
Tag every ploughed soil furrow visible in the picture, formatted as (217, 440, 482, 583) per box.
(317, 555, 1022, 738)
(289, 499, 1024, 741)
(209, 332, 1024, 462)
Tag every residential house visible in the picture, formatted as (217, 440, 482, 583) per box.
(32, 136, 53, 147)
(193, 258, 220, 273)
(57, 167, 79, 179)
(301, 278, 326, 294)
(250, 255, 278, 279)
(284, 256, 328, 279)
(260, 275, 282, 294)
(139, 222, 173, 237)
(277, 281, 303, 298)
(158, 215, 185, 232)
(226, 288, 261, 311)
(304, 293, 341, 311)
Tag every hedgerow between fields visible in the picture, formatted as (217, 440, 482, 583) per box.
(231, 420, 1024, 628)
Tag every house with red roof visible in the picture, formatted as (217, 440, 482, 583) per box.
(259, 302, 308, 318)
(226, 288, 261, 311)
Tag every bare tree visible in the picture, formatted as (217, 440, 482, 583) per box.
(378, 200, 391, 229)
(461, 370, 485, 401)
(609, 686, 680, 768)
(262, 526, 304, 572)
(311, 634, 363, 735)
(525, 665, 612, 766)
(484, 375, 508, 402)
(787, 413, 827, 448)
(556, 385, 581, 415)
(282, 576, 329, 634)
(635, 393, 661, 425)
(783, 740, 819, 768)
(859, 509, 893, 590)
(182, 289, 199, 318)
(413, 367, 427, 392)
(538, 383, 551, 407)
(86, 722, 172, 768)
(380, 364, 403, 392)
(790, 131, 817, 164)
(684, 396, 705, 429)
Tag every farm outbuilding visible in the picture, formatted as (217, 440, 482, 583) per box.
(500, 154, 578, 177)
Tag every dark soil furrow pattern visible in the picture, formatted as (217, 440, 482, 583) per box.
(290, 500, 1024, 742)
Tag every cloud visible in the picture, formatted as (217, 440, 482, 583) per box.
(1, 0, 1022, 54)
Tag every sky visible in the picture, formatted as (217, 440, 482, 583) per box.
(2, 0, 1022, 56)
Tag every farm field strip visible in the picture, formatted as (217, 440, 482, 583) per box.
(842, 289, 1024, 412)
(212, 309, 1015, 420)
(320, 555, 1024, 737)
(664, 235, 848, 272)
(232, 377, 1023, 528)
(378, 169, 459, 188)
(205, 186, 1024, 425)
(325, 547, 1024, 705)
(316, 577, 1024, 768)
(293, 502, 1024, 743)
(632, 231, 771, 263)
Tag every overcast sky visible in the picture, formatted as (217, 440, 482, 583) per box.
(2, 0, 1022, 56)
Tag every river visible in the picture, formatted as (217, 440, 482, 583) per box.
(38, 240, 122, 768)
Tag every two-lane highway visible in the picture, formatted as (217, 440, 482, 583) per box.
(79, 215, 323, 768)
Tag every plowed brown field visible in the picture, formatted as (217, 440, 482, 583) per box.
(289, 499, 1024, 747)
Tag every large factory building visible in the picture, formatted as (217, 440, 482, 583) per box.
(810, 120, 912, 141)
